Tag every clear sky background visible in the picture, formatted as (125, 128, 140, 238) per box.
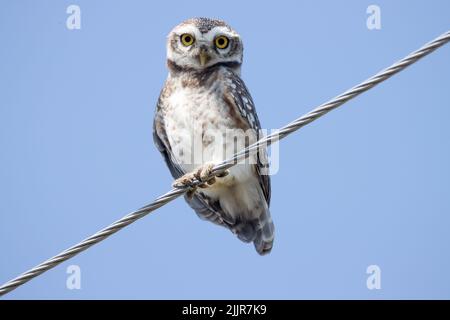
(1, 0, 449, 299)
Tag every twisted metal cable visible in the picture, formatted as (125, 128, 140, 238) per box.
(1, 30, 449, 297)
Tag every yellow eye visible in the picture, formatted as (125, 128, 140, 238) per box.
(180, 33, 195, 46)
(215, 36, 229, 49)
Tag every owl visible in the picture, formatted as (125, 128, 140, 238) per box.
(153, 18, 274, 255)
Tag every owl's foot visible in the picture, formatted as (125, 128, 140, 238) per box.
(195, 163, 230, 187)
(172, 163, 219, 198)
(216, 169, 230, 178)
(173, 163, 231, 198)
(173, 172, 198, 199)
(196, 162, 216, 188)
(173, 172, 196, 188)
(185, 187, 197, 200)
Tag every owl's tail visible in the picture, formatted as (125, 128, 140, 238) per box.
(253, 210, 275, 255)
(234, 206, 275, 255)
(185, 187, 275, 255)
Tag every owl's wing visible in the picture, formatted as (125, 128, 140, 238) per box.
(221, 70, 274, 253)
(222, 70, 271, 205)
(153, 97, 185, 179)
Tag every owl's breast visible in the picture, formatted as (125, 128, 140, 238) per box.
(162, 76, 256, 180)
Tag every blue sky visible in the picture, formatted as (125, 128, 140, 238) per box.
(1, 0, 449, 299)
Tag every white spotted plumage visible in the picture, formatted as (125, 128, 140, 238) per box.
(153, 18, 274, 255)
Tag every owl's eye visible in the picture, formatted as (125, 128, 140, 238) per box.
(214, 36, 229, 49)
(180, 33, 195, 46)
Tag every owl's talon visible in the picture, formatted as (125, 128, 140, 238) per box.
(198, 182, 208, 189)
(172, 172, 196, 189)
(216, 170, 229, 178)
(185, 187, 197, 199)
(197, 162, 215, 182)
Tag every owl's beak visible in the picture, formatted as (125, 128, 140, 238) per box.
(198, 48, 210, 66)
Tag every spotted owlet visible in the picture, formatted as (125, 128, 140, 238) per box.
(153, 18, 274, 255)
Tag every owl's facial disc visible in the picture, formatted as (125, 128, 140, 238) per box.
(167, 19, 243, 71)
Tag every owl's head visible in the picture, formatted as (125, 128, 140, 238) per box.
(166, 18, 243, 72)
